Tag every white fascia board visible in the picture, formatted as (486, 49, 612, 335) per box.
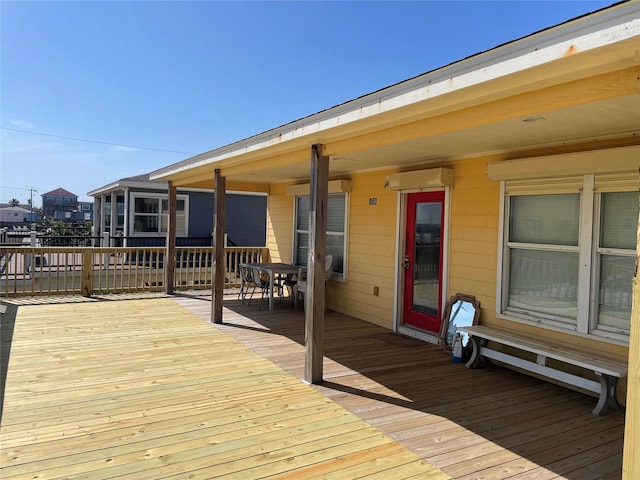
(150, 3, 639, 182)
(87, 180, 168, 197)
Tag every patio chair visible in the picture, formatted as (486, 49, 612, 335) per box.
(295, 255, 333, 310)
(251, 266, 271, 310)
(238, 264, 256, 304)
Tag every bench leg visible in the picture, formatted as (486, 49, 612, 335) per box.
(592, 374, 622, 416)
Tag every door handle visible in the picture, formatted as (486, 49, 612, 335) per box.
(403, 256, 411, 270)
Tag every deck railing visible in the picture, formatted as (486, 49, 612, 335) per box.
(0, 246, 268, 297)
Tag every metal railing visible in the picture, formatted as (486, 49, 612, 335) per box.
(0, 246, 268, 297)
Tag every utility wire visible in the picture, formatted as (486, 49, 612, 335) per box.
(1, 126, 197, 155)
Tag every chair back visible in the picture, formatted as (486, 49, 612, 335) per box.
(240, 264, 253, 284)
(251, 267, 264, 286)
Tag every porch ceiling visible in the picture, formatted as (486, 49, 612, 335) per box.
(231, 94, 640, 184)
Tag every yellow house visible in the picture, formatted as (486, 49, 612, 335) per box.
(151, 3, 640, 477)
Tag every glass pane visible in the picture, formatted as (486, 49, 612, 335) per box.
(105, 199, 112, 227)
(135, 197, 159, 214)
(327, 234, 344, 274)
(508, 248, 579, 322)
(296, 232, 308, 266)
(134, 215, 159, 233)
(327, 195, 345, 233)
(510, 194, 580, 246)
(413, 202, 441, 315)
(161, 214, 186, 235)
(296, 197, 310, 230)
(600, 192, 638, 250)
(160, 199, 184, 214)
(116, 195, 125, 226)
(598, 255, 633, 331)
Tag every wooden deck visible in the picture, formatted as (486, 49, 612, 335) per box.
(0, 295, 445, 479)
(173, 292, 626, 480)
(0, 293, 625, 479)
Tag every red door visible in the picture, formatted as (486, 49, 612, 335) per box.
(403, 191, 445, 333)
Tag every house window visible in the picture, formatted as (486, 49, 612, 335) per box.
(596, 191, 636, 333)
(500, 175, 637, 342)
(132, 194, 187, 235)
(105, 194, 125, 233)
(294, 193, 347, 278)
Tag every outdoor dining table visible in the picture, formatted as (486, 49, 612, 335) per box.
(241, 262, 301, 311)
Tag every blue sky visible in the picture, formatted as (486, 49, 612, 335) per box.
(1, 0, 615, 206)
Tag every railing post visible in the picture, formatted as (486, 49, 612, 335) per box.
(81, 249, 94, 297)
(101, 232, 110, 270)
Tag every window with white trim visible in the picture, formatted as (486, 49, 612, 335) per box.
(294, 193, 347, 278)
(500, 174, 637, 342)
(131, 194, 188, 236)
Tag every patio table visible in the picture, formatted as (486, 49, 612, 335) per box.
(241, 262, 301, 311)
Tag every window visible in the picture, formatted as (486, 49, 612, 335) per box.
(596, 192, 636, 333)
(105, 194, 125, 233)
(294, 193, 347, 278)
(131, 194, 187, 235)
(500, 175, 637, 342)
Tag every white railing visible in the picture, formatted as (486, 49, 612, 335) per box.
(0, 246, 268, 297)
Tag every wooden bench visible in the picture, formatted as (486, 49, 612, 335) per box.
(457, 325, 628, 416)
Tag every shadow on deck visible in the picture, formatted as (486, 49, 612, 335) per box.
(174, 291, 625, 480)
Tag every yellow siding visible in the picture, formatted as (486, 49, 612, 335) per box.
(445, 157, 500, 320)
(334, 171, 399, 328)
(266, 184, 293, 263)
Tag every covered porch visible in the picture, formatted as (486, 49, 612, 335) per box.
(147, 5, 639, 474)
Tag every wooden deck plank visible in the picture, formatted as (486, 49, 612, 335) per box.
(0, 298, 444, 479)
(171, 293, 626, 480)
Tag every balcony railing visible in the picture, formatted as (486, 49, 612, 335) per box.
(0, 246, 268, 297)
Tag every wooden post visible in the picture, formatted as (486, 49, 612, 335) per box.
(304, 144, 329, 384)
(211, 169, 226, 324)
(81, 250, 93, 297)
(623, 175, 640, 478)
(165, 181, 177, 295)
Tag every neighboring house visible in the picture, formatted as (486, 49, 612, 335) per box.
(0, 205, 30, 225)
(87, 173, 267, 247)
(41, 188, 93, 223)
(149, 3, 640, 472)
(0, 203, 42, 224)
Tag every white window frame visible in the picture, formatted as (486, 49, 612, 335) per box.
(130, 192, 189, 237)
(293, 192, 348, 281)
(497, 174, 635, 345)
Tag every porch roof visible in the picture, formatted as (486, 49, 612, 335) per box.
(149, 2, 640, 190)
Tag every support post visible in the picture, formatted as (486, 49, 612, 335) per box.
(165, 181, 177, 295)
(211, 169, 226, 324)
(304, 144, 329, 384)
(623, 171, 640, 478)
